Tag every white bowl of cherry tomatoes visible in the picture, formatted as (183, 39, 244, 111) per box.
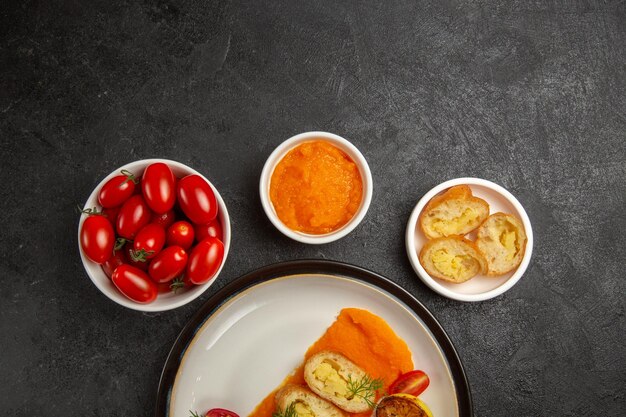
(78, 159, 230, 312)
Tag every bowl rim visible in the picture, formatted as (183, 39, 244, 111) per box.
(77, 158, 231, 312)
(259, 131, 373, 244)
(405, 177, 533, 302)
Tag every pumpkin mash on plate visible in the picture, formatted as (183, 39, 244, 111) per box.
(248, 308, 414, 417)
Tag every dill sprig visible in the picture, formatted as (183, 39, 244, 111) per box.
(347, 374, 384, 408)
(273, 402, 297, 417)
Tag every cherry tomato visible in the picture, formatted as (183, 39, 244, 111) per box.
(133, 224, 166, 260)
(116, 195, 152, 239)
(80, 215, 115, 264)
(177, 175, 218, 225)
(124, 242, 149, 271)
(170, 277, 186, 293)
(148, 245, 188, 283)
(98, 172, 136, 208)
(101, 249, 127, 278)
(142, 162, 176, 214)
(133, 177, 143, 194)
(111, 264, 157, 303)
(182, 273, 194, 287)
(102, 206, 120, 226)
(388, 370, 430, 397)
(167, 221, 195, 250)
(206, 409, 239, 417)
(186, 237, 224, 285)
(151, 209, 176, 229)
(157, 282, 172, 294)
(194, 218, 223, 242)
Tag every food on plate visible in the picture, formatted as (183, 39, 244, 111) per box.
(275, 385, 345, 417)
(80, 214, 115, 264)
(79, 163, 226, 304)
(416, 184, 529, 282)
(111, 264, 158, 303)
(190, 409, 240, 417)
(269, 140, 363, 235)
(419, 185, 489, 239)
(248, 308, 413, 417)
(304, 351, 381, 412)
(141, 162, 176, 214)
(388, 370, 429, 397)
(116, 194, 152, 239)
(185, 237, 225, 285)
(167, 220, 195, 250)
(475, 213, 527, 275)
(374, 394, 433, 417)
(419, 236, 486, 283)
(177, 174, 219, 225)
(132, 224, 166, 260)
(98, 170, 137, 208)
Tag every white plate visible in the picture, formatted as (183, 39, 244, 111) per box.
(155, 261, 472, 417)
(405, 178, 533, 302)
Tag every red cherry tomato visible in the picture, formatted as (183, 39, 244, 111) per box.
(133, 224, 166, 260)
(388, 370, 430, 397)
(124, 242, 149, 271)
(194, 218, 223, 242)
(98, 172, 136, 208)
(182, 273, 194, 287)
(116, 195, 152, 239)
(148, 245, 188, 283)
(111, 264, 157, 303)
(170, 277, 186, 293)
(80, 215, 115, 264)
(157, 282, 173, 294)
(102, 206, 120, 226)
(167, 221, 195, 250)
(206, 409, 239, 417)
(151, 209, 176, 229)
(101, 249, 127, 278)
(177, 175, 218, 225)
(186, 237, 224, 285)
(133, 177, 143, 194)
(142, 162, 176, 214)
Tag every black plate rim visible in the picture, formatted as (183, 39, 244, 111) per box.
(154, 259, 473, 416)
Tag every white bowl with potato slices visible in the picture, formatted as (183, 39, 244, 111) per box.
(405, 178, 533, 302)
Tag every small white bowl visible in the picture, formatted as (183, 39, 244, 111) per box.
(405, 178, 533, 302)
(78, 158, 231, 312)
(259, 131, 373, 244)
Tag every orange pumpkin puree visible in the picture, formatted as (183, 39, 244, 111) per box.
(270, 141, 363, 234)
(248, 308, 414, 417)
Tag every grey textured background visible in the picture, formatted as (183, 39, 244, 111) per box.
(1, 0, 625, 416)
